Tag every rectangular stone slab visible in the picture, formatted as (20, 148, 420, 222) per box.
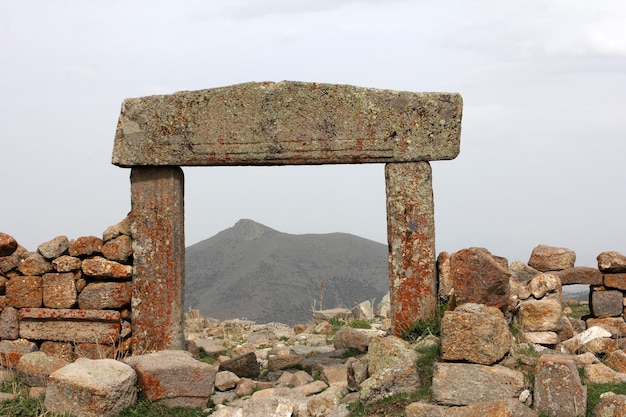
(112, 81, 462, 167)
(18, 308, 121, 344)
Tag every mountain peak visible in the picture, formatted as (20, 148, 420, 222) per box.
(231, 219, 275, 241)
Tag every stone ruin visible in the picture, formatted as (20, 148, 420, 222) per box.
(111, 80, 463, 353)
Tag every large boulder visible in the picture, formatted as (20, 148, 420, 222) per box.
(432, 363, 524, 406)
(597, 251, 626, 273)
(16, 351, 68, 387)
(44, 358, 136, 417)
(440, 303, 511, 365)
(534, 354, 586, 417)
(124, 350, 216, 408)
(528, 245, 576, 272)
(449, 248, 510, 311)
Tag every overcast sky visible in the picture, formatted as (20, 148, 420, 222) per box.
(2, 0, 625, 268)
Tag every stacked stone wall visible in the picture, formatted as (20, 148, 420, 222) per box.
(0, 218, 133, 362)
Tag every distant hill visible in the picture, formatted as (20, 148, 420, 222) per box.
(184, 219, 389, 325)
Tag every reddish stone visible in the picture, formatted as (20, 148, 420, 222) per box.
(74, 343, 116, 360)
(597, 251, 626, 273)
(449, 247, 510, 311)
(437, 251, 453, 301)
(6, 276, 42, 308)
(82, 256, 132, 279)
(0, 255, 18, 274)
(78, 282, 132, 310)
(528, 244, 576, 272)
(604, 274, 626, 290)
(40, 341, 75, 363)
(130, 166, 185, 354)
(0, 339, 38, 368)
(43, 273, 77, 309)
(590, 289, 623, 318)
(552, 267, 602, 286)
(18, 308, 121, 344)
(101, 235, 133, 263)
(17, 253, 52, 276)
(37, 236, 69, 260)
(68, 236, 103, 257)
(0, 307, 19, 339)
(586, 317, 626, 337)
(534, 355, 586, 417)
(102, 217, 131, 242)
(385, 162, 437, 336)
(52, 255, 81, 272)
(0, 233, 18, 257)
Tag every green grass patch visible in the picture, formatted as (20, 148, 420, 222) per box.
(0, 394, 47, 417)
(346, 390, 427, 417)
(348, 319, 371, 329)
(402, 303, 446, 342)
(329, 317, 346, 330)
(565, 302, 590, 320)
(585, 382, 626, 417)
(117, 399, 207, 417)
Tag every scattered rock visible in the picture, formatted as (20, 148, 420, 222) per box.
(528, 244, 576, 272)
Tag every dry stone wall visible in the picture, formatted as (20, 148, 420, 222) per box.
(0, 218, 133, 362)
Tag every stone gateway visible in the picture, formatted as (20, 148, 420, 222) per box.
(112, 81, 463, 353)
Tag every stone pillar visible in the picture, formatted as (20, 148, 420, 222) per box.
(385, 162, 437, 337)
(130, 166, 185, 354)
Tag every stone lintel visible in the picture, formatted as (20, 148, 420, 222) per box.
(130, 166, 185, 354)
(18, 308, 121, 344)
(112, 81, 462, 167)
(385, 162, 437, 337)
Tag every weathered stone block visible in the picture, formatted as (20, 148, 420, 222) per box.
(43, 272, 76, 309)
(0, 307, 19, 340)
(552, 266, 602, 285)
(45, 358, 137, 417)
(528, 244, 576, 272)
(604, 273, 626, 290)
(81, 256, 132, 279)
(219, 351, 260, 378)
(103, 217, 131, 242)
(0, 233, 18, 257)
(440, 303, 511, 365)
(590, 289, 623, 318)
(37, 236, 69, 259)
(597, 251, 626, 273)
(101, 235, 133, 263)
(516, 298, 562, 332)
(592, 393, 626, 416)
(449, 247, 510, 311)
(16, 351, 68, 387)
(432, 363, 524, 406)
(69, 236, 103, 257)
(445, 399, 539, 417)
(78, 282, 131, 310)
(0, 339, 38, 368)
(18, 308, 121, 344)
(437, 251, 453, 300)
(586, 317, 626, 337)
(17, 253, 52, 276)
(40, 341, 75, 362)
(52, 255, 82, 272)
(386, 162, 436, 335)
(113, 81, 462, 167)
(124, 350, 216, 408)
(6, 276, 42, 308)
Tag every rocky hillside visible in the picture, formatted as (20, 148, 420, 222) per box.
(185, 219, 389, 325)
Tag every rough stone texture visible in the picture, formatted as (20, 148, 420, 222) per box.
(78, 282, 132, 310)
(560, 326, 612, 354)
(405, 402, 446, 417)
(527, 273, 561, 299)
(440, 303, 512, 365)
(101, 235, 133, 263)
(386, 162, 436, 336)
(509, 261, 541, 284)
(515, 298, 562, 332)
(52, 255, 82, 272)
(6, 276, 42, 308)
(44, 358, 137, 417)
(113, 81, 462, 166)
(581, 337, 617, 355)
(124, 350, 216, 408)
(597, 251, 626, 273)
(214, 370, 240, 391)
(604, 349, 626, 373)
(16, 351, 68, 386)
(0, 307, 19, 340)
(522, 331, 559, 345)
(17, 253, 52, 276)
(584, 363, 626, 384)
(40, 341, 75, 362)
(534, 354, 586, 417)
(74, 343, 116, 360)
(351, 300, 373, 321)
(604, 273, 626, 290)
(586, 317, 626, 337)
(0, 233, 18, 257)
(528, 244, 576, 272)
(375, 293, 390, 318)
(346, 357, 368, 392)
(432, 363, 525, 406)
(130, 166, 185, 354)
(449, 247, 510, 311)
(81, 256, 132, 279)
(366, 335, 414, 376)
(590, 289, 623, 318)
(69, 236, 103, 257)
(437, 251, 453, 300)
(219, 351, 260, 378)
(43, 272, 77, 309)
(267, 354, 303, 372)
(313, 308, 353, 323)
(445, 399, 539, 417)
(0, 339, 38, 368)
(333, 327, 371, 352)
(592, 393, 626, 417)
(103, 217, 132, 242)
(552, 267, 602, 286)
(18, 308, 121, 344)
(38, 235, 69, 259)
